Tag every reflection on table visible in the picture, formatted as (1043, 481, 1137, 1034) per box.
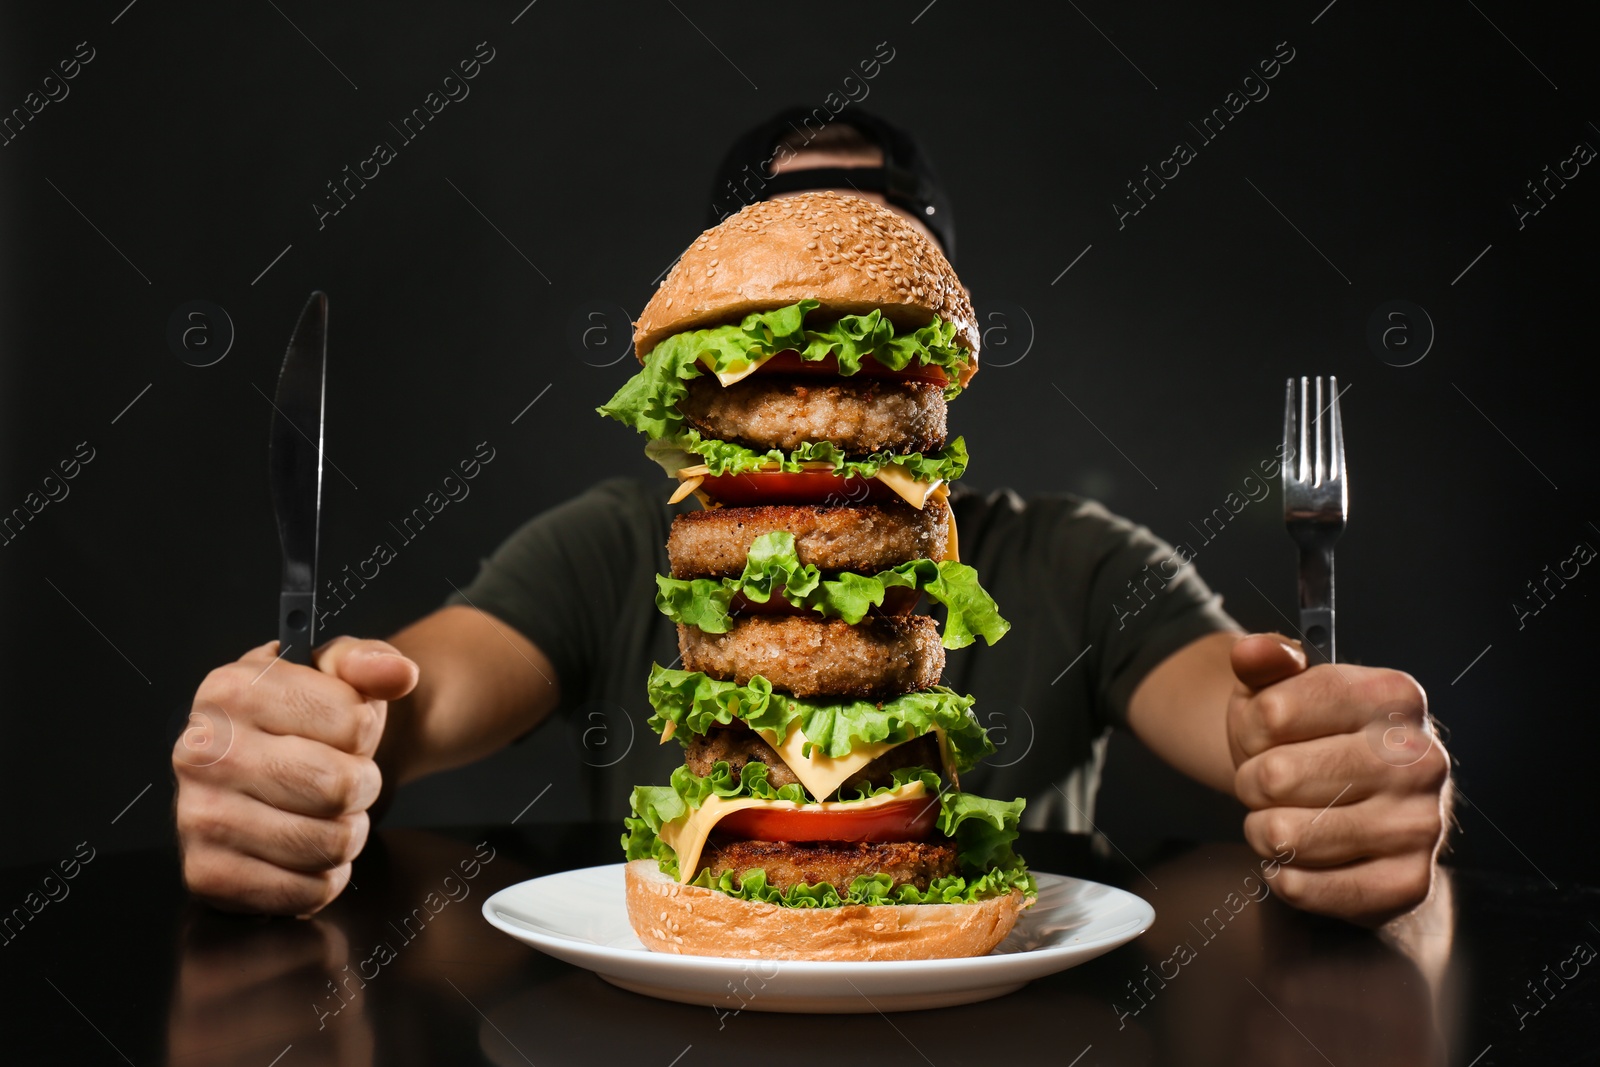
(10, 823, 1593, 1065)
(158, 828, 1455, 1066)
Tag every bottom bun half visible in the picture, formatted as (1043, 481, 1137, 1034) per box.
(624, 859, 1026, 961)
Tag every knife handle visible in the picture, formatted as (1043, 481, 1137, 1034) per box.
(279, 591, 315, 667)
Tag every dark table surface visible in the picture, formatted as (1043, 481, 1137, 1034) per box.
(2, 823, 1595, 1066)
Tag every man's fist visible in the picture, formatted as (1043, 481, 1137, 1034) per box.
(1227, 634, 1450, 926)
(173, 637, 420, 917)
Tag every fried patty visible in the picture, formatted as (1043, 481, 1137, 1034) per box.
(698, 838, 959, 893)
(668, 499, 949, 580)
(685, 723, 944, 797)
(678, 615, 944, 699)
(679, 374, 947, 455)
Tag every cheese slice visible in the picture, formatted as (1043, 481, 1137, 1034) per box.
(703, 350, 775, 387)
(765, 721, 905, 802)
(775, 721, 960, 795)
(668, 476, 703, 505)
(872, 465, 944, 509)
(659, 780, 929, 884)
(671, 461, 943, 510)
(659, 718, 918, 791)
(930, 484, 958, 562)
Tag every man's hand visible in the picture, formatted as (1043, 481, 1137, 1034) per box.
(1227, 634, 1450, 926)
(173, 637, 419, 917)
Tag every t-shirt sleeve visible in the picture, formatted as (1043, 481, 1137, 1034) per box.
(1063, 500, 1240, 730)
(442, 478, 662, 700)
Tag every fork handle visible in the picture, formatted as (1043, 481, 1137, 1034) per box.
(1296, 545, 1336, 664)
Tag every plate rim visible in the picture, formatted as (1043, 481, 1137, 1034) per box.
(481, 862, 1154, 974)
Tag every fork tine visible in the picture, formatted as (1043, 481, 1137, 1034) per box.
(1328, 375, 1345, 486)
(1282, 377, 1296, 485)
(1298, 376, 1310, 485)
(1315, 376, 1328, 487)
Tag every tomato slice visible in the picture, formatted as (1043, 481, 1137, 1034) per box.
(750, 350, 953, 387)
(716, 797, 938, 843)
(729, 585, 920, 618)
(698, 469, 903, 506)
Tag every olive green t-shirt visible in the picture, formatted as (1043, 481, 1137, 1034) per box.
(447, 478, 1236, 829)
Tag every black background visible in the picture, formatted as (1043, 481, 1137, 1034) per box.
(1, 0, 1594, 890)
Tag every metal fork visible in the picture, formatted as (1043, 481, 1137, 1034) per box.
(1282, 376, 1348, 664)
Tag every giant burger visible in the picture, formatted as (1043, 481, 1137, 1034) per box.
(599, 190, 1034, 962)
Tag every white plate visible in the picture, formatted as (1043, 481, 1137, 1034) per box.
(481, 863, 1154, 1012)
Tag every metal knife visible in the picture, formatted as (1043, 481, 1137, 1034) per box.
(268, 291, 328, 667)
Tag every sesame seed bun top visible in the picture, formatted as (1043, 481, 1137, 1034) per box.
(634, 191, 979, 385)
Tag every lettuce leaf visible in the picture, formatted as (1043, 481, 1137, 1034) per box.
(655, 532, 1009, 649)
(646, 431, 969, 485)
(939, 792, 1028, 873)
(688, 863, 1036, 907)
(620, 796, 680, 872)
(596, 299, 973, 440)
(643, 666, 996, 771)
(620, 761, 1036, 906)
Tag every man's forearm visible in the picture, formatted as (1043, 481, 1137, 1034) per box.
(377, 605, 561, 789)
(1125, 629, 1244, 794)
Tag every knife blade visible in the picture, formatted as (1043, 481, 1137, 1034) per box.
(268, 291, 328, 667)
